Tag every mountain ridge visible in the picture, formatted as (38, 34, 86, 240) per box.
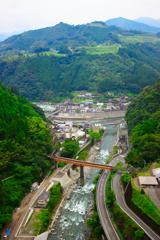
(105, 17, 160, 34)
(135, 17, 160, 28)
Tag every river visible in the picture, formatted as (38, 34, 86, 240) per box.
(48, 125, 118, 240)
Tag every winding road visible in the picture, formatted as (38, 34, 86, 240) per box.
(96, 170, 121, 240)
(96, 154, 126, 240)
(112, 173, 160, 240)
(97, 151, 160, 240)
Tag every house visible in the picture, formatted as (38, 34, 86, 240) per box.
(119, 135, 126, 142)
(64, 99, 70, 104)
(97, 103, 104, 106)
(107, 92, 114, 96)
(120, 124, 126, 130)
(36, 190, 50, 208)
(83, 123, 92, 130)
(93, 124, 102, 133)
(152, 168, 160, 181)
(71, 128, 79, 140)
(76, 94, 86, 99)
(138, 176, 158, 187)
(85, 93, 92, 97)
(78, 130, 85, 137)
(79, 140, 86, 148)
(31, 182, 38, 190)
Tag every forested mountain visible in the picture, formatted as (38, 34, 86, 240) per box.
(0, 21, 160, 101)
(0, 21, 153, 58)
(0, 84, 53, 233)
(125, 78, 160, 167)
(105, 17, 160, 34)
(0, 41, 160, 101)
(136, 17, 160, 28)
(0, 22, 121, 57)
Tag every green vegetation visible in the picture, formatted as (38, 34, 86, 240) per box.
(55, 142, 61, 151)
(77, 150, 89, 160)
(132, 189, 160, 225)
(0, 83, 53, 232)
(1, 40, 160, 101)
(61, 138, 79, 158)
(34, 183, 62, 234)
(77, 44, 120, 55)
(125, 78, 160, 167)
(138, 172, 150, 176)
(116, 161, 123, 167)
(113, 202, 144, 240)
(106, 164, 144, 239)
(49, 169, 54, 177)
(106, 155, 112, 164)
(113, 146, 118, 154)
(89, 128, 104, 143)
(105, 170, 117, 211)
(121, 172, 132, 187)
(154, 163, 160, 168)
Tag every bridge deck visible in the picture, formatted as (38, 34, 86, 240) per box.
(49, 156, 112, 171)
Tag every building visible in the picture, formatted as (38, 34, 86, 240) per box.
(97, 103, 104, 106)
(36, 190, 50, 208)
(83, 123, 92, 130)
(139, 176, 158, 187)
(119, 135, 126, 142)
(93, 123, 102, 133)
(120, 123, 126, 130)
(152, 168, 160, 181)
(64, 99, 70, 104)
(31, 182, 38, 190)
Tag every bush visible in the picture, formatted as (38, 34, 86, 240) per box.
(140, 189, 145, 195)
(121, 172, 131, 187)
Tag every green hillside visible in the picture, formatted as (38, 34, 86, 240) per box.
(0, 84, 53, 232)
(0, 21, 158, 58)
(125, 78, 160, 167)
(0, 22, 123, 58)
(0, 41, 160, 101)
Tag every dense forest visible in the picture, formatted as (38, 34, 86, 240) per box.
(0, 22, 147, 57)
(0, 41, 160, 101)
(125, 78, 160, 167)
(0, 84, 53, 233)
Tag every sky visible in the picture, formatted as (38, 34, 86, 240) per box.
(0, 0, 160, 33)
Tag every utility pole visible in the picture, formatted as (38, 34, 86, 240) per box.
(144, 160, 146, 172)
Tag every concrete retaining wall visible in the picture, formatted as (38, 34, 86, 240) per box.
(55, 110, 125, 119)
(125, 181, 160, 236)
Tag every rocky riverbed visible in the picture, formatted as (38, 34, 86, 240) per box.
(48, 126, 118, 240)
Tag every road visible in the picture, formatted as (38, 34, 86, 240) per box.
(112, 173, 160, 240)
(96, 170, 121, 240)
(1, 169, 59, 240)
(96, 154, 126, 240)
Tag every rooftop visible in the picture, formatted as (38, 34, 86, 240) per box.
(37, 190, 50, 201)
(139, 176, 158, 186)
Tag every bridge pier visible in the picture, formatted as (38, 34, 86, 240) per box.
(55, 161, 58, 169)
(80, 166, 84, 186)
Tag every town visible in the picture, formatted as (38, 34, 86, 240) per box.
(34, 92, 131, 115)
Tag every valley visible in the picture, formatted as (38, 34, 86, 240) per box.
(0, 18, 160, 240)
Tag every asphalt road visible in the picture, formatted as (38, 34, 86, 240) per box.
(96, 154, 126, 240)
(112, 173, 160, 240)
(96, 170, 121, 240)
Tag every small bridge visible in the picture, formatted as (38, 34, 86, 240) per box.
(48, 156, 121, 185)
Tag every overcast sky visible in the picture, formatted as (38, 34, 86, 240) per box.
(1, 0, 160, 33)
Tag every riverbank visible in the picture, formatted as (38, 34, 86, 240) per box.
(48, 144, 101, 234)
(47, 126, 118, 240)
